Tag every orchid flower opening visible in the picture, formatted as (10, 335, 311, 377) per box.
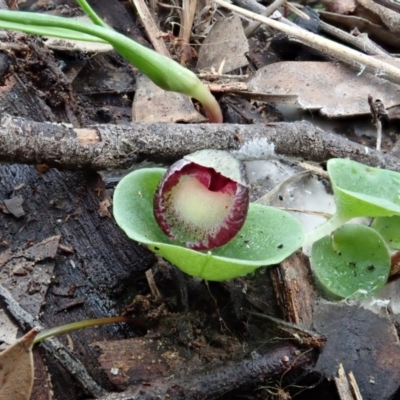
(153, 150, 250, 250)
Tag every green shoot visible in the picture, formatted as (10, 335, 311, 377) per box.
(0, 7, 222, 122)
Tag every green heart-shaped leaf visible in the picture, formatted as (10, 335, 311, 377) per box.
(371, 216, 400, 249)
(311, 224, 390, 300)
(328, 159, 400, 219)
(113, 168, 305, 281)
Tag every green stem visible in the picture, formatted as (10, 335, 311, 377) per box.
(191, 84, 223, 123)
(303, 213, 350, 247)
(76, 0, 108, 28)
(33, 316, 132, 344)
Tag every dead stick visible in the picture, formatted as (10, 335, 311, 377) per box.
(214, 0, 400, 83)
(96, 342, 317, 400)
(0, 115, 399, 172)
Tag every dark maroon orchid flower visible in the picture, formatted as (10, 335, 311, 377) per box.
(154, 150, 250, 251)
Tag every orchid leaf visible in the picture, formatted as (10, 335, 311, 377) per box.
(328, 159, 400, 219)
(0, 20, 105, 42)
(371, 216, 400, 249)
(311, 224, 390, 300)
(113, 168, 304, 281)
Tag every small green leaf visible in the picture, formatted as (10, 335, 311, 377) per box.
(371, 216, 400, 249)
(311, 224, 390, 300)
(113, 168, 304, 281)
(328, 159, 400, 219)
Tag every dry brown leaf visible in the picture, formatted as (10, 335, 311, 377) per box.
(322, 0, 356, 14)
(98, 198, 112, 218)
(132, 75, 206, 123)
(357, 0, 400, 33)
(0, 328, 39, 400)
(197, 15, 249, 73)
(248, 61, 400, 117)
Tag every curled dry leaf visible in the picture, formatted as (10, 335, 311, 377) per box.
(248, 61, 400, 118)
(0, 328, 39, 400)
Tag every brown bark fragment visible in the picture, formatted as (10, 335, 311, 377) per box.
(270, 252, 316, 328)
(314, 302, 400, 399)
(91, 338, 171, 388)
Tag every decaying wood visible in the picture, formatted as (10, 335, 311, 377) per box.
(1, 115, 399, 171)
(335, 364, 356, 400)
(335, 364, 363, 400)
(0, 163, 156, 398)
(94, 342, 318, 400)
(270, 252, 316, 328)
(314, 302, 400, 399)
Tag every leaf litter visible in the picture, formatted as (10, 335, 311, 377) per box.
(0, 328, 39, 400)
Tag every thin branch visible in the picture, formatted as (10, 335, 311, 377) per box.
(244, 0, 285, 38)
(368, 95, 388, 151)
(1, 115, 400, 172)
(130, 0, 171, 56)
(372, 0, 400, 13)
(320, 22, 390, 57)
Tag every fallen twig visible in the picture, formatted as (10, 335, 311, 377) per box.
(1, 115, 400, 172)
(215, 0, 400, 84)
(244, 0, 285, 38)
(368, 95, 386, 151)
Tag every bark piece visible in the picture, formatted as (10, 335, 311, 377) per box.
(0, 309, 19, 350)
(270, 251, 316, 328)
(0, 236, 61, 317)
(91, 338, 171, 389)
(0, 164, 156, 397)
(30, 349, 54, 400)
